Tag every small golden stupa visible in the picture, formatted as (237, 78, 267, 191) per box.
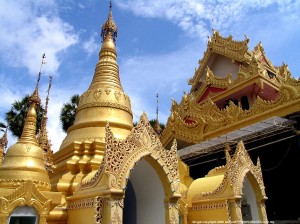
(0, 76, 50, 190)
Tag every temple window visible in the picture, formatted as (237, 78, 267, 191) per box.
(8, 206, 38, 224)
(241, 96, 250, 110)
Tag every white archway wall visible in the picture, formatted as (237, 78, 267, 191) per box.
(242, 176, 259, 221)
(129, 158, 165, 224)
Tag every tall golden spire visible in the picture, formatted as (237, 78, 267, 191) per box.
(37, 76, 54, 173)
(101, 0, 117, 44)
(60, 1, 133, 150)
(18, 53, 45, 144)
(55, 2, 133, 194)
(0, 54, 50, 190)
(89, 0, 122, 90)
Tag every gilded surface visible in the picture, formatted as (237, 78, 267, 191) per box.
(199, 141, 266, 199)
(189, 201, 227, 211)
(94, 197, 104, 224)
(80, 112, 180, 195)
(161, 78, 300, 147)
(0, 84, 51, 189)
(167, 31, 300, 149)
(37, 76, 55, 173)
(189, 30, 251, 90)
(0, 180, 51, 224)
(59, 6, 132, 151)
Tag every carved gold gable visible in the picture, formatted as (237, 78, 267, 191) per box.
(200, 141, 266, 199)
(80, 112, 181, 197)
(0, 180, 52, 223)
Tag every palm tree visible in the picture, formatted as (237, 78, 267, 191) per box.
(5, 95, 44, 138)
(60, 94, 80, 133)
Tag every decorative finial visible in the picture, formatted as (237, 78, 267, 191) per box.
(156, 93, 159, 121)
(37, 76, 54, 173)
(224, 144, 231, 164)
(31, 53, 46, 106)
(101, 0, 118, 43)
(45, 76, 52, 112)
(154, 93, 162, 136)
(19, 53, 46, 144)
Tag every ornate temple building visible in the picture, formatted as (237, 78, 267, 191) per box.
(0, 2, 299, 224)
(160, 30, 300, 221)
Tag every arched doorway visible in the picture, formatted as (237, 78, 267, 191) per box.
(8, 206, 38, 224)
(123, 158, 165, 224)
(241, 175, 260, 221)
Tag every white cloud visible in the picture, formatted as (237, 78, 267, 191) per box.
(82, 33, 99, 57)
(115, 0, 300, 40)
(120, 40, 205, 124)
(0, 0, 78, 76)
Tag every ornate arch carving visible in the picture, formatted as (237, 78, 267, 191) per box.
(0, 180, 51, 223)
(201, 141, 266, 199)
(80, 113, 180, 197)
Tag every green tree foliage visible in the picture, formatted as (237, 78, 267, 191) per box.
(60, 94, 80, 133)
(5, 95, 44, 138)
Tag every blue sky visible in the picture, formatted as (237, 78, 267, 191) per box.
(0, 0, 299, 152)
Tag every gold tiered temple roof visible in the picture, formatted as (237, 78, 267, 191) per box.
(161, 31, 300, 149)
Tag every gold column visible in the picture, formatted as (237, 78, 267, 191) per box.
(165, 200, 180, 224)
(103, 196, 124, 224)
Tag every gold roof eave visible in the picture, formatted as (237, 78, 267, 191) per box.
(161, 76, 300, 148)
(189, 30, 251, 91)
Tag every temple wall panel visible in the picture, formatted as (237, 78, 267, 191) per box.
(67, 208, 95, 224)
(188, 202, 228, 224)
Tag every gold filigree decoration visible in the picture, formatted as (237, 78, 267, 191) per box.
(189, 30, 250, 91)
(77, 102, 132, 114)
(205, 67, 232, 87)
(0, 180, 51, 218)
(80, 113, 180, 196)
(0, 179, 50, 191)
(161, 79, 300, 147)
(189, 201, 227, 211)
(199, 141, 266, 199)
(104, 113, 179, 192)
(67, 198, 95, 210)
(94, 197, 104, 224)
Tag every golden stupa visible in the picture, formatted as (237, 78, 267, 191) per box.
(1, 1, 300, 224)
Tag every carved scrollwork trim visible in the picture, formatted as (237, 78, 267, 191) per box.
(189, 201, 227, 211)
(0, 180, 51, 215)
(80, 113, 180, 196)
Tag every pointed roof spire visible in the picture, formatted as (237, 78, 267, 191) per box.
(30, 53, 46, 106)
(224, 143, 231, 164)
(101, 0, 117, 43)
(154, 93, 163, 136)
(0, 128, 8, 166)
(37, 76, 54, 173)
(19, 53, 46, 144)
